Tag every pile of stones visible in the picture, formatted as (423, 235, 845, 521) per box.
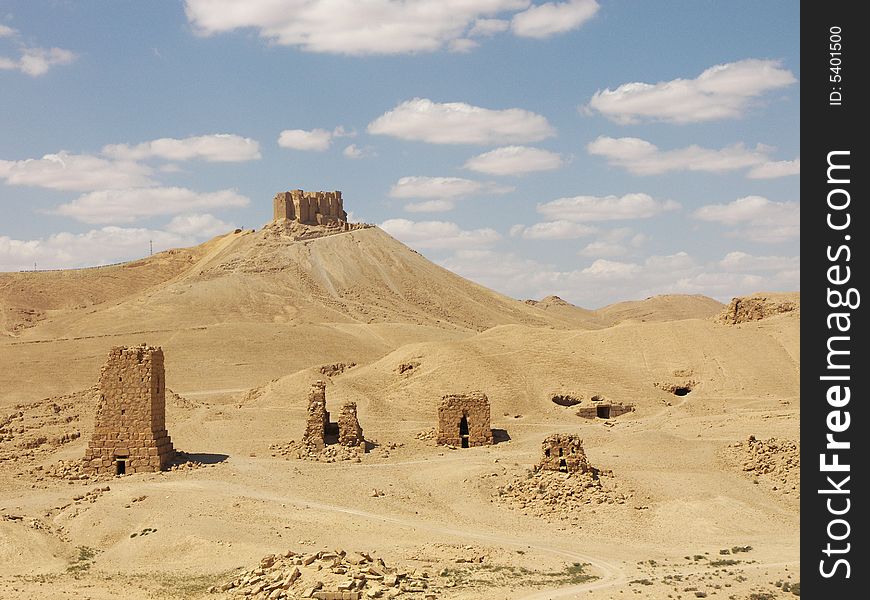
(212, 549, 440, 599)
(496, 468, 628, 521)
(724, 435, 800, 497)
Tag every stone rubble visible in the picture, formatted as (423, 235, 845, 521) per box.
(496, 469, 628, 521)
(722, 436, 800, 498)
(214, 548, 441, 599)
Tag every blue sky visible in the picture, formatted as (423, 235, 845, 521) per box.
(0, 1, 799, 307)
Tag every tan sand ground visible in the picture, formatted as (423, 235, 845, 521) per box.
(0, 225, 800, 599)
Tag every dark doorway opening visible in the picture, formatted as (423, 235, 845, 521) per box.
(597, 405, 610, 419)
(459, 415, 469, 448)
(559, 459, 567, 472)
(116, 459, 126, 475)
(673, 387, 691, 396)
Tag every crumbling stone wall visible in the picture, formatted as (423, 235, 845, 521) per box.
(338, 402, 363, 448)
(716, 294, 798, 325)
(274, 189, 347, 225)
(83, 344, 174, 475)
(436, 392, 493, 447)
(302, 381, 365, 451)
(576, 400, 634, 420)
(539, 434, 589, 473)
(303, 381, 329, 450)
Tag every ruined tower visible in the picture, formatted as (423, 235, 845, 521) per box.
(83, 344, 174, 475)
(539, 434, 589, 474)
(436, 392, 493, 448)
(273, 189, 347, 225)
(301, 381, 366, 451)
(302, 380, 330, 450)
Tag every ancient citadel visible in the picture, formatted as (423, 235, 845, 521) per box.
(273, 189, 347, 225)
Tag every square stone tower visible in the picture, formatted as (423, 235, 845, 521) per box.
(83, 344, 174, 475)
(436, 392, 493, 448)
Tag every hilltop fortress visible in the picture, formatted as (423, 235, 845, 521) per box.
(273, 189, 347, 225)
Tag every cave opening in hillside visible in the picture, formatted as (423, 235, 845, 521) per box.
(673, 387, 691, 396)
(597, 405, 610, 419)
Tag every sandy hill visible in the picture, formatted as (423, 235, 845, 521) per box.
(595, 294, 724, 324)
(525, 295, 611, 329)
(0, 224, 601, 403)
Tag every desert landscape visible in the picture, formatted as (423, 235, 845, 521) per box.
(0, 194, 800, 599)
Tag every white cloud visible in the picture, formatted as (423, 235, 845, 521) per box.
(448, 38, 479, 53)
(578, 227, 646, 257)
(587, 136, 775, 176)
(54, 187, 250, 224)
(587, 59, 797, 124)
(102, 134, 261, 162)
(439, 247, 797, 307)
(718, 251, 800, 273)
(0, 24, 18, 38)
(380, 218, 501, 250)
(166, 213, 234, 237)
(578, 240, 627, 257)
(0, 227, 195, 272)
(469, 18, 510, 37)
(368, 98, 555, 145)
(580, 258, 642, 279)
(510, 220, 596, 240)
(693, 196, 799, 243)
(464, 145, 563, 175)
(389, 175, 513, 200)
(342, 144, 377, 159)
(537, 192, 679, 222)
(404, 200, 456, 213)
(747, 158, 800, 179)
(277, 128, 334, 151)
(0, 45, 76, 77)
(0, 152, 154, 191)
(184, 0, 537, 55)
(511, 0, 599, 39)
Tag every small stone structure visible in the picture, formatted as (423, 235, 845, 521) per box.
(273, 189, 347, 225)
(337, 402, 364, 447)
(83, 344, 174, 475)
(576, 400, 634, 420)
(436, 392, 493, 448)
(302, 381, 365, 450)
(539, 434, 589, 474)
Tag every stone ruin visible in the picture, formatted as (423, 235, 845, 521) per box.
(302, 381, 365, 451)
(538, 434, 589, 474)
(83, 344, 174, 475)
(575, 399, 634, 420)
(273, 189, 348, 226)
(436, 392, 493, 448)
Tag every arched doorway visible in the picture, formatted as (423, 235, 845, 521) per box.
(459, 415, 469, 448)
